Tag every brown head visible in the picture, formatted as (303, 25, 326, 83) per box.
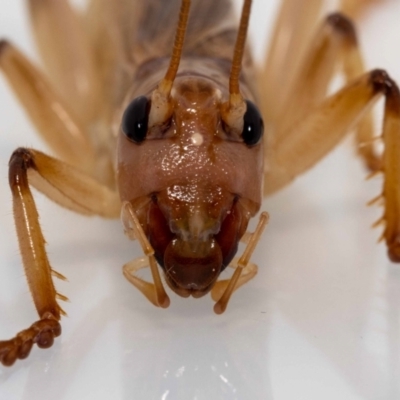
(117, 0, 263, 298)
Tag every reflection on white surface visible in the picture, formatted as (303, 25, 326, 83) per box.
(0, 0, 400, 399)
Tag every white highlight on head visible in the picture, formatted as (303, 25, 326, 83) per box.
(190, 132, 204, 146)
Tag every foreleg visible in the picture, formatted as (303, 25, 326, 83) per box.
(0, 149, 120, 366)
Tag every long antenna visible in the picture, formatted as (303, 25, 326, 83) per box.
(159, 0, 191, 96)
(221, 0, 252, 132)
(229, 0, 252, 106)
(149, 0, 191, 127)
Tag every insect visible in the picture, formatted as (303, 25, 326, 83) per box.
(0, 0, 399, 368)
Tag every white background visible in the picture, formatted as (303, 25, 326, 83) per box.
(0, 0, 399, 399)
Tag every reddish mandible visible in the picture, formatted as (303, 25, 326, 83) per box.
(0, 0, 399, 366)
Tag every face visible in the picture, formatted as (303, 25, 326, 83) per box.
(117, 75, 263, 297)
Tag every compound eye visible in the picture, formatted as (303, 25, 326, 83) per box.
(242, 100, 264, 146)
(122, 96, 150, 143)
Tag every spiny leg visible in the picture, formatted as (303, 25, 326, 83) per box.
(264, 12, 389, 196)
(264, 70, 397, 195)
(26, 0, 98, 124)
(213, 212, 269, 315)
(265, 68, 400, 261)
(378, 86, 400, 262)
(0, 149, 120, 366)
(121, 202, 170, 309)
(0, 40, 95, 171)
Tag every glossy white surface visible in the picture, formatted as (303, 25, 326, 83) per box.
(0, 1, 399, 399)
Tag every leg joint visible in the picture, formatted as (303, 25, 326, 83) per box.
(0, 39, 10, 57)
(326, 12, 357, 45)
(369, 69, 400, 112)
(8, 147, 36, 190)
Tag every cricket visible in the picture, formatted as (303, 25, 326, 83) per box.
(0, 0, 399, 367)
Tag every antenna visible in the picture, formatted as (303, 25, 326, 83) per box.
(221, 0, 252, 132)
(148, 0, 191, 127)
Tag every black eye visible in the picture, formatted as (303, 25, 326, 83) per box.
(242, 100, 264, 146)
(122, 96, 150, 143)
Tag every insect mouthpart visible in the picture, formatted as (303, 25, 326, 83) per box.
(163, 238, 223, 298)
(145, 190, 249, 298)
